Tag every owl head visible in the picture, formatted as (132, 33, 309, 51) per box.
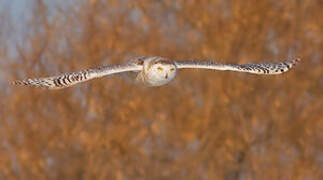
(142, 57, 177, 86)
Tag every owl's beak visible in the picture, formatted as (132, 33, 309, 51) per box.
(165, 73, 168, 79)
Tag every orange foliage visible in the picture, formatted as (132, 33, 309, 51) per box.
(0, 0, 322, 179)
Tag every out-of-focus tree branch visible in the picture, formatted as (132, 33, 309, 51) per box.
(0, 0, 321, 179)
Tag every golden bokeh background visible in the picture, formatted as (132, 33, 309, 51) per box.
(0, 0, 322, 179)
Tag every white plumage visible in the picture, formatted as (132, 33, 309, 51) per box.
(12, 56, 300, 90)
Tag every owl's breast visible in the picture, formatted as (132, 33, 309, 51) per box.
(135, 71, 176, 87)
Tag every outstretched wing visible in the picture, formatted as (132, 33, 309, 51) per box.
(175, 58, 300, 75)
(12, 63, 142, 90)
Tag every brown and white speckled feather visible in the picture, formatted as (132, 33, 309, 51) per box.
(175, 58, 300, 75)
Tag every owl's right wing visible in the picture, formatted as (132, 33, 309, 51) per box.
(12, 62, 142, 90)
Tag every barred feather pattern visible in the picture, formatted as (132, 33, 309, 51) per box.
(13, 70, 93, 89)
(234, 58, 301, 74)
(12, 63, 142, 90)
(175, 58, 300, 75)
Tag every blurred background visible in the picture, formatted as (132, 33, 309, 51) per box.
(0, 0, 322, 179)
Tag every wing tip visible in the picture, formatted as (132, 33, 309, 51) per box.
(277, 57, 300, 74)
(11, 79, 27, 86)
(287, 57, 301, 67)
(11, 79, 53, 90)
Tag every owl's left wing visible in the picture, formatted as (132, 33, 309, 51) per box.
(175, 58, 300, 75)
(12, 63, 142, 90)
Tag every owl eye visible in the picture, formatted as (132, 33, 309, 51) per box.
(170, 68, 175, 72)
(157, 67, 163, 71)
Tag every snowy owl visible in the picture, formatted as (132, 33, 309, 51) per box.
(12, 56, 300, 90)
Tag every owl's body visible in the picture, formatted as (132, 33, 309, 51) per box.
(13, 56, 300, 90)
(135, 57, 177, 86)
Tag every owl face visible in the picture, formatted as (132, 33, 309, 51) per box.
(144, 59, 177, 86)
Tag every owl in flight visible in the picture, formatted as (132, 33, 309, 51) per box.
(13, 56, 300, 90)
